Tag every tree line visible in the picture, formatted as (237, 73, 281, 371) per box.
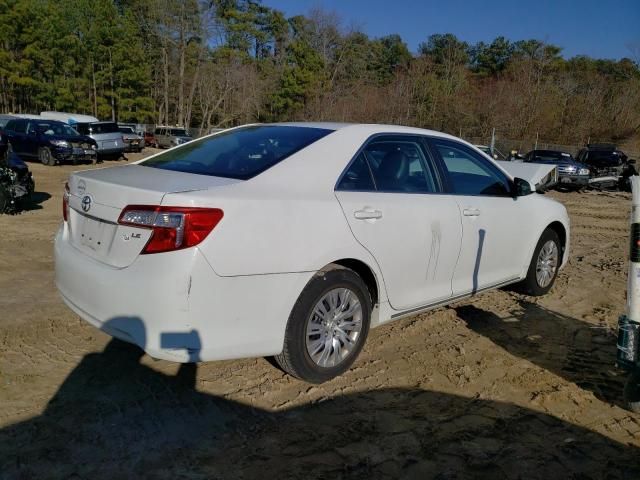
(1, 0, 639, 144)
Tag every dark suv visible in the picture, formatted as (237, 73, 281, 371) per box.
(524, 149, 590, 189)
(4, 119, 97, 166)
(576, 144, 628, 177)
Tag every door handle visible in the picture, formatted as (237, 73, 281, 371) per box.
(463, 208, 481, 217)
(354, 209, 383, 220)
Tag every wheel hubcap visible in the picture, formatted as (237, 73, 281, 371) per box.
(306, 287, 363, 368)
(536, 240, 558, 288)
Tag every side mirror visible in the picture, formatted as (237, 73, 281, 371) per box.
(513, 177, 532, 197)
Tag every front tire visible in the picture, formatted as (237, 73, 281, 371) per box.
(517, 228, 561, 296)
(274, 266, 371, 383)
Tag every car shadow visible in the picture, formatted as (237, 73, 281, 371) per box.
(20, 191, 51, 211)
(455, 299, 625, 406)
(2, 317, 639, 479)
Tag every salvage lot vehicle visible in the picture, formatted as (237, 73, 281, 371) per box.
(4, 119, 97, 166)
(154, 126, 193, 148)
(118, 126, 144, 153)
(577, 143, 633, 190)
(523, 149, 590, 190)
(40, 112, 125, 160)
(55, 123, 570, 383)
(0, 152, 34, 214)
(73, 121, 125, 160)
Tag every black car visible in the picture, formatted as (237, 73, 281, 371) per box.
(0, 114, 16, 162)
(4, 119, 98, 166)
(576, 144, 628, 177)
(0, 151, 35, 214)
(523, 149, 590, 190)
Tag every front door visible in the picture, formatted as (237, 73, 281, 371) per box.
(335, 135, 462, 311)
(428, 138, 534, 294)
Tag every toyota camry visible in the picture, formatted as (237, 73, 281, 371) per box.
(55, 123, 569, 383)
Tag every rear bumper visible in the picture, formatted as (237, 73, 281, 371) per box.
(54, 225, 313, 362)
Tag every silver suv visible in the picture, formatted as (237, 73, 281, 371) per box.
(74, 121, 125, 159)
(154, 126, 193, 149)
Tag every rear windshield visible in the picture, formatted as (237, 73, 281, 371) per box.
(142, 125, 333, 179)
(170, 128, 189, 136)
(90, 122, 119, 134)
(527, 151, 573, 163)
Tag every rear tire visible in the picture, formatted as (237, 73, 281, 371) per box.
(38, 147, 54, 166)
(274, 265, 371, 383)
(517, 228, 561, 296)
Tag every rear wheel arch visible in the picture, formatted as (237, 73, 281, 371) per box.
(326, 259, 379, 307)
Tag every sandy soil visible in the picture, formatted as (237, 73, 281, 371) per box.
(2, 152, 640, 479)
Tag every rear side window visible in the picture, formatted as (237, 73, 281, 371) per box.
(337, 153, 375, 191)
(364, 139, 437, 193)
(6, 120, 25, 133)
(431, 139, 511, 196)
(142, 125, 333, 180)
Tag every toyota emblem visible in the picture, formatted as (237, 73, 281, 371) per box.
(81, 195, 92, 213)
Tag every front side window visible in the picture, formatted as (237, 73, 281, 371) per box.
(431, 139, 511, 196)
(142, 125, 333, 180)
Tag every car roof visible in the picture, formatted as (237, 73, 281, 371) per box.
(264, 122, 460, 140)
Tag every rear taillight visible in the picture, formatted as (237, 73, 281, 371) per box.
(118, 205, 223, 254)
(62, 182, 70, 222)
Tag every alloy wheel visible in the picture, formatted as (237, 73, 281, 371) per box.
(305, 287, 363, 368)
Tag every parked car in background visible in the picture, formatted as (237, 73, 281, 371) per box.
(4, 119, 97, 166)
(154, 126, 193, 148)
(523, 150, 590, 190)
(118, 126, 144, 153)
(0, 151, 35, 214)
(577, 144, 627, 177)
(56, 123, 569, 383)
(72, 122, 125, 159)
(40, 112, 125, 160)
(0, 115, 15, 161)
(475, 144, 505, 160)
(144, 131, 157, 148)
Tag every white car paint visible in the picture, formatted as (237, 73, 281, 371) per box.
(54, 123, 570, 363)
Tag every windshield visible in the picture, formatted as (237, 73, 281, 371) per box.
(142, 125, 333, 179)
(119, 127, 135, 133)
(36, 122, 80, 136)
(527, 151, 574, 163)
(90, 122, 119, 134)
(170, 128, 189, 137)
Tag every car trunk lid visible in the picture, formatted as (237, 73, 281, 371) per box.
(67, 164, 240, 267)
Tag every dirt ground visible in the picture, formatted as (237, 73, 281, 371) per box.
(2, 152, 640, 479)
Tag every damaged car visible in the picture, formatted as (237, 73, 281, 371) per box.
(4, 119, 97, 166)
(0, 152, 35, 214)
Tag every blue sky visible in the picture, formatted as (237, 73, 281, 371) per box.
(265, 0, 640, 60)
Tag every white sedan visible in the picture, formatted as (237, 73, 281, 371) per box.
(55, 123, 570, 383)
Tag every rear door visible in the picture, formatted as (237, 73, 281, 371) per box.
(335, 135, 462, 311)
(428, 138, 533, 294)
